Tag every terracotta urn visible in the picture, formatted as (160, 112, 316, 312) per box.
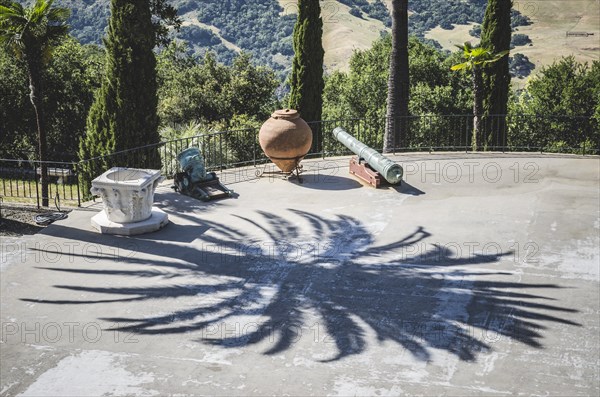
(259, 109, 313, 173)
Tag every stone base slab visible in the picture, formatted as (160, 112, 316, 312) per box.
(91, 208, 169, 236)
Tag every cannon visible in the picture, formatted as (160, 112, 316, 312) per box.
(172, 148, 234, 201)
(333, 127, 403, 187)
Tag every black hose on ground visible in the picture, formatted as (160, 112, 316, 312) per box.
(33, 194, 69, 226)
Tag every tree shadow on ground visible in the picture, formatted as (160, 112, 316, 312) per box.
(0, 218, 44, 236)
(24, 210, 580, 362)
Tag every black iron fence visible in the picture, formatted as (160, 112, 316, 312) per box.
(1, 114, 598, 207)
(318, 114, 599, 155)
(0, 159, 81, 207)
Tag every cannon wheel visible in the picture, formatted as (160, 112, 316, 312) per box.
(173, 172, 191, 194)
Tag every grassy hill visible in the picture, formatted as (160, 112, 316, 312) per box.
(426, 0, 599, 85)
(321, 0, 598, 82)
(512, 1, 599, 70)
(45, 0, 599, 81)
(181, 0, 599, 81)
(310, 1, 388, 72)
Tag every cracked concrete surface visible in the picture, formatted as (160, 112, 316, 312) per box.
(1, 153, 599, 396)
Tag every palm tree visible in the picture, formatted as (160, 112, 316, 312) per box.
(383, 0, 409, 153)
(451, 42, 508, 151)
(0, 0, 69, 207)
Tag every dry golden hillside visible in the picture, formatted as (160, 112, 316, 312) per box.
(290, 0, 599, 78)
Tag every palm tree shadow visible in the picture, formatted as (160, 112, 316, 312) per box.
(25, 209, 580, 362)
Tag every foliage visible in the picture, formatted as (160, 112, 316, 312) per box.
(409, 0, 530, 40)
(322, 35, 472, 151)
(179, 25, 220, 47)
(2, 2, 597, 168)
(149, 0, 181, 46)
(1, 37, 278, 163)
(511, 33, 531, 48)
(519, 57, 599, 117)
(509, 53, 534, 78)
(510, 56, 600, 151)
(0, 36, 104, 161)
(154, 37, 283, 171)
(0, 0, 69, 55)
(543, 138, 598, 155)
(362, 0, 391, 26)
(451, 42, 509, 150)
(451, 46, 508, 83)
(348, 6, 362, 19)
(42, 38, 103, 160)
(0, 0, 71, 152)
(157, 41, 279, 128)
(469, 24, 481, 38)
(323, 35, 472, 120)
(450, 44, 508, 73)
(336, 0, 390, 25)
(0, 0, 70, 206)
(0, 44, 34, 159)
(480, 0, 512, 148)
(158, 114, 264, 173)
(192, 0, 295, 77)
(323, 36, 390, 121)
(51, 0, 110, 44)
(511, 11, 531, 28)
(170, 0, 295, 75)
(289, 0, 324, 151)
(17, 0, 534, 79)
(80, 0, 161, 171)
(37, 0, 179, 46)
(156, 42, 279, 167)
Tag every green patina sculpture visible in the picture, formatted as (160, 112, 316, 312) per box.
(172, 147, 234, 201)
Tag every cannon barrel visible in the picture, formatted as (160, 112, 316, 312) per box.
(333, 127, 403, 185)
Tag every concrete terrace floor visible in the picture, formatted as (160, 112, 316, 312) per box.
(1, 153, 599, 396)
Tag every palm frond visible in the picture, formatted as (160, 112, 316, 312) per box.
(495, 49, 510, 58)
(463, 41, 473, 54)
(46, 24, 69, 43)
(30, 0, 52, 23)
(0, 4, 27, 25)
(471, 47, 489, 58)
(0, 0, 67, 60)
(450, 62, 469, 71)
(47, 7, 70, 23)
(483, 50, 509, 64)
(0, 2, 24, 17)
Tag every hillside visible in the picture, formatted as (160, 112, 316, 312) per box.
(44, 0, 600, 81)
(426, 0, 599, 85)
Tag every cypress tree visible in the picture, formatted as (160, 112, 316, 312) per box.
(80, 0, 161, 171)
(289, 0, 324, 153)
(480, 0, 512, 149)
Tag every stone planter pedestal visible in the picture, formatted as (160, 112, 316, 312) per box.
(90, 167, 168, 235)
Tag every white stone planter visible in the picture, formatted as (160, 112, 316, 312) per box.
(90, 167, 168, 235)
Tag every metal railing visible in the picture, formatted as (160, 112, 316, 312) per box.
(1, 114, 598, 207)
(0, 159, 81, 208)
(317, 114, 599, 155)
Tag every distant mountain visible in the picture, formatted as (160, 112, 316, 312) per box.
(48, 1, 484, 72)
(37, 0, 599, 81)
